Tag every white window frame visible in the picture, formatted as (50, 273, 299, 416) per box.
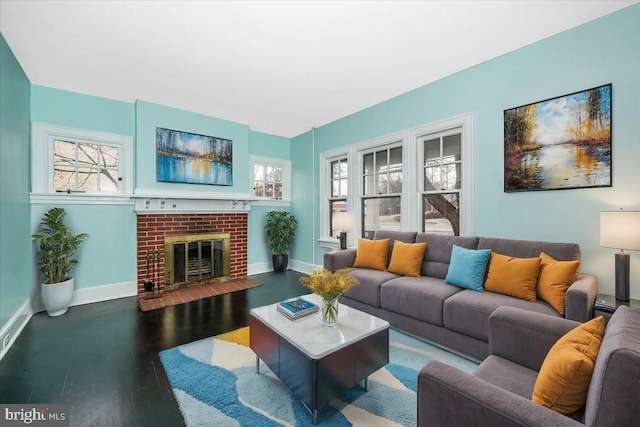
(31, 122, 133, 204)
(249, 155, 291, 205)
(319, 147, 352, 248)
(317, 112, 475, 248)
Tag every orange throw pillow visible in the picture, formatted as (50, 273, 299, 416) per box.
(387, 241, 428, 277)
(537, 252, 580, 316)
(484, 252, 541, 301)
(532, 316, 605, 415)
(353, 238, 390, 271)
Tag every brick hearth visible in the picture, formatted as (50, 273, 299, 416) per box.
(136, 213, 248, 295)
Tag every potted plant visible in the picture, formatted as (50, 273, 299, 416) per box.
(32, 207, 88, 316)
(265, 210, 297, 273)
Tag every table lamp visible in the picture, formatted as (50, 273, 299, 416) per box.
(333, 212, 354, 250)
(600, 210, 640, 301)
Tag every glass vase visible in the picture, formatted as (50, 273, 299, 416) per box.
(321, 297, 339, 326)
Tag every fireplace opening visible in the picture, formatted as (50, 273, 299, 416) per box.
(164, 233, 230, 288)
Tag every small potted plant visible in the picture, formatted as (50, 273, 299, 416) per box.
(300, 268, 358, 326)
(32, 207, 88, 316)
(265, 210, 297, 273)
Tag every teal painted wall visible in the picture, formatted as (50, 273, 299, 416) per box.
(293, 5, 640, 297)
(30, 86, 137, 290)
(0, 34, 32, 330)
(290, 131, 315, 265)
(135, 100, 250, 193)
(247, 131, 292, 266)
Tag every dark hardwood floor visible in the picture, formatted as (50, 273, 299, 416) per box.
(0, 270, 307, 426)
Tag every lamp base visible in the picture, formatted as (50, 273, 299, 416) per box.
(615, 252, 630, 301)
(339, 231, 347, 250)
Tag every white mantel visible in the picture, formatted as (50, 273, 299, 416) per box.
(132, 189, 252, 214)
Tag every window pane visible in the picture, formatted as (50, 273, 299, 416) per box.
(54, 166, 75, 191)
(377, 174, 388, 194)
(99, 168, 119, 192)
(274, 167, 283, 183)
(76, 167, 98, 191)
(329, 199, 347, 237)
(254, 182, 264, 197)
(423, 193, 459, 235)
(254, 165, 264, 181)
(389, 172, 402, 193)
(362, 196, 401, 238)
(339, 161, 348, 179)
(443, 134, 461, 163)
(53, 140, 76, 167)
(77, 143, 98, 167)
(442, 163, 461, 190)
(423, 138, 440, 166)
(390, 147, 402, 168)
(424, 166, 441, 191)
(265, 183, 274, 198)
(331, 180, 340, 197)
(274, 183, 283, 199)
(363, 173, 375, 196)
(376, 150, 387, 173)
(331, 160, 340, 179)
(99, 145, 119, 168)
(339, 178, 348, 196)
(363, 153, 373, 174)
(266, 166, 275, 183)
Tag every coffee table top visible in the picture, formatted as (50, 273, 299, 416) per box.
(250, 293, 389, 359)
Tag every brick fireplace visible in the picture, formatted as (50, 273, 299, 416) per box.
(136, 213, 248, 295)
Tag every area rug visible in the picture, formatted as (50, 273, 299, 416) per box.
(139, 278, 261, 312)
(159, 326, 478, 426)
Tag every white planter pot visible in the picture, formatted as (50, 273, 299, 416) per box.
(41, 278, 74, 317)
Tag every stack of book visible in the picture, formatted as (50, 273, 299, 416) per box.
(277, 297, 319, 320)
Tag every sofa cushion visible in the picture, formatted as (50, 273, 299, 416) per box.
(484, 252, 541, 302)
(474, 355, 538, 399)
(444, 290, 561, 341)
(373, 230, 418, 264)
(537, 252, 580, 316)
(532, 316, 605, 415)
(380, 276, 462, 326)
(353, 238, 390, 271)
(477, 237, 580, 262)
(343, 268, 400, 307)
(415, 233, 479, 279)
(444, 245, 491, 291)
(387, 241, 428, 277)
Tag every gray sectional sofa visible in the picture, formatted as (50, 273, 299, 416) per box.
(324, 230, 598, 360)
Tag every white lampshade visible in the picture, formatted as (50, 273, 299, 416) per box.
(333, 212, 354, 231)
(600, 211, 640, 251)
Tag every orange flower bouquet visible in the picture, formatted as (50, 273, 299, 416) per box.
(299, 268, 358, 326)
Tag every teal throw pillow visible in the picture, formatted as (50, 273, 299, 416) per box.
(444, 245, 492, 291)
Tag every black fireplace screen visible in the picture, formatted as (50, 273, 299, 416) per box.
(164, 233, 230, 287)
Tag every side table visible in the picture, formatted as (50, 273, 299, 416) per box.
(594, 293, 640, 323)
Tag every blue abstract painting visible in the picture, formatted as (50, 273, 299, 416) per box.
(156, 127, 232, 186)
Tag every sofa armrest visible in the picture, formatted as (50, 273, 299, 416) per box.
(418, 361, 583, 427)
(489, 307, 580, 372)
(323, 249, 357, 272)
(565, 273, 597, 322)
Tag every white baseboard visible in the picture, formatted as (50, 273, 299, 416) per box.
(248, 259, 321, 276)
(0, 298, 33, 361)
(31, 281, 138, 316)
(247, 262, 272, 276)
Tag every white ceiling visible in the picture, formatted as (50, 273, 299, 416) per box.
(0, 1, 636, 138)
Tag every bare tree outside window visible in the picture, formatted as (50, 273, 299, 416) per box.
(53, 140, 119, 192)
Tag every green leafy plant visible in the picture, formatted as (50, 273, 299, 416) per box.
(265, 211, 297, 256)
(32, 207, 88, 284)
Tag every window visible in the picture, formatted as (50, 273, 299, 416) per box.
(361, 145, 402, 238)
(420, 130, 462, 235)
(32, 122, 132, 202)
(329, 158, 348, 236)
(249, 155, 291, 202)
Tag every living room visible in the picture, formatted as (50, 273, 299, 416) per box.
(1, 1, 639, 426)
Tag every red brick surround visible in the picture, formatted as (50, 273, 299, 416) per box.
(136, 213, 248, 295)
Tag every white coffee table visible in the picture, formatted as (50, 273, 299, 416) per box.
(249, 293, 390, 424)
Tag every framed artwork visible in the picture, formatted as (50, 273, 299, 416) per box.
(156, 127, 232, 186)
(504, 84, 612, 192)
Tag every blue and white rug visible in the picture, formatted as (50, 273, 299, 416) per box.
(159, 328, 478, 426)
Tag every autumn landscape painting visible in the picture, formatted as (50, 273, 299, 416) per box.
(504, 84, 611, 192)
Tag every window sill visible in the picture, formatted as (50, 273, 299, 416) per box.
(250, 199, 291, 207)
(30, 193, 134, 205)
(318, 238, 341, 250)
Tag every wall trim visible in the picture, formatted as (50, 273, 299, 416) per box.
(248, 262, 272, 276)
(0, 298, 33, 361)
(288, 259, 321, 275)
(31, 280, 138, 313)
